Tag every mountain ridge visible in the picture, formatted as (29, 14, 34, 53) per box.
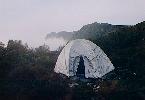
(46, 21, 145, 79)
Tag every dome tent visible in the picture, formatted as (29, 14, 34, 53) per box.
(54, 39, 114, 78)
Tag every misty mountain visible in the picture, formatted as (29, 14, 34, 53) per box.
(75, 21, 145, 79)
(73, 22, 129, 39)
(0, 21, 145, 100)
(46, 22, 130, 40)
(45, 31, 74, 41)
(46, 21, 145, 79)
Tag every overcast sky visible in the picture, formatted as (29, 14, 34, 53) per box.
(0, 0, 145, 50)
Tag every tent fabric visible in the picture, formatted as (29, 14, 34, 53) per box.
(54, 39, 114, 78)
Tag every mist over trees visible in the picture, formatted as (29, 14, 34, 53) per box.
(0, 40, 59, 79)
(0, 40, 71, 100)
(46, 21, 145, 80)
(0, 21, 145, 100)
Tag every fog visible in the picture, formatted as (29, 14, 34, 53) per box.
(0, 0, 145, 50)
(45, 38, 66, 51)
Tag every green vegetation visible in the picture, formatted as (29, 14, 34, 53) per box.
(0, 40, 58, 80)
(69, 21, 145, 80)
(0, 21, 145, 100)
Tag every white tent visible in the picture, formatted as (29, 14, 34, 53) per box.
(54, 39, 114, 78)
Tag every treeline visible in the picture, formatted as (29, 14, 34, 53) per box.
(46, 21, 145, 80)
(0, 40, 60, 79)
(72, 21, 145, 80)
(0, 40, 72, 100)
(0, 21, 145, 100)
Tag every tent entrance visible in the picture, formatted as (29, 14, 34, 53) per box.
(76, 56, 85, 78)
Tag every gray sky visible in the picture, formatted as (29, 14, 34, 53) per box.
(0, 0, 145, 50)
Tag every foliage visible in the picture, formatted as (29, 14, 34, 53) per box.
(0, 40, 59, 79)
(73, 21, 145, 80)
(0, 21, 145, 100)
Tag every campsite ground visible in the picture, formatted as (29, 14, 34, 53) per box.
(1, 78, 145, 100)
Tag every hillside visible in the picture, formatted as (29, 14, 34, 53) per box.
(46, 31, 74, 41)
(0, 21, 145, 100)
(46, 21, 145, 80)
(86, 21, 145, 80)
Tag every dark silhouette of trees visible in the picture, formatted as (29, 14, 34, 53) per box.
(0, 21, 145, 100)
(0, 40, 69, 100)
